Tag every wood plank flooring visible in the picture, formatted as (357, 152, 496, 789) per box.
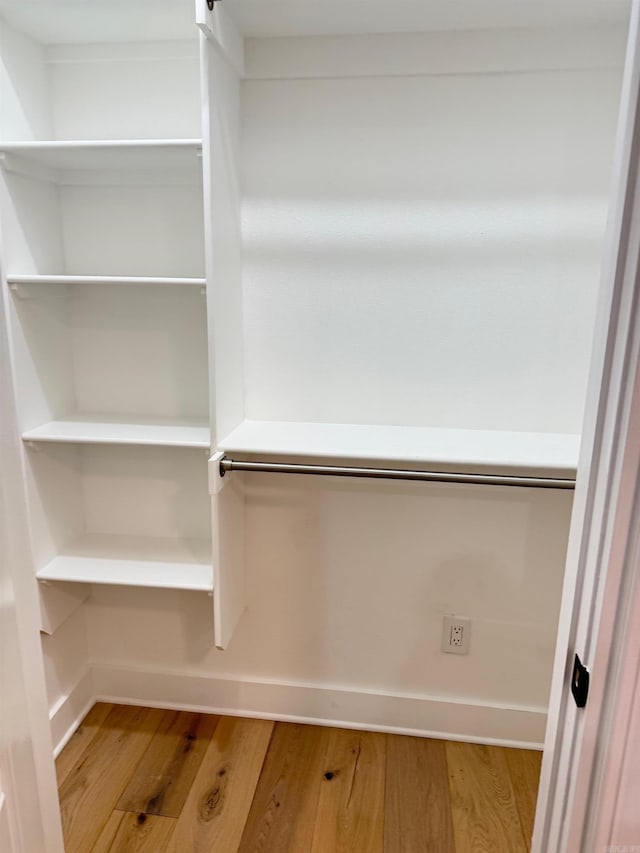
(57, 704, 542, 853)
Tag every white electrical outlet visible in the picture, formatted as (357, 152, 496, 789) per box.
(442, 615, 471, 655)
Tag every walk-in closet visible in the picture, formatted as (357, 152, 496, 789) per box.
(0, 1, 635, 850)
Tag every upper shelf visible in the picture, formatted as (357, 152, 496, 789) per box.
(23, 416, 210, 450)
(0, 139, 202, 182)
(219, 420, 580, 479)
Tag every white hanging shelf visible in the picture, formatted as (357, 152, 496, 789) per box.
(23, 416, 211, 449)
(0, 139, 202, 183)
(219, 419, 580, 480)
(0, 138, 201, 168)
(37, 534, 213, 591)
(7, 274, 205, 289)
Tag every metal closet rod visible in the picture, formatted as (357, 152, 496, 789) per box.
(219, 457, 576, 490)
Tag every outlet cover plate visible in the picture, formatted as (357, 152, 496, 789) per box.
(442, 615, 471, 655)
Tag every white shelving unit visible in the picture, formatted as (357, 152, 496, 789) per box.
(0, 1, 213, 614)
(0, 139, 202, 178)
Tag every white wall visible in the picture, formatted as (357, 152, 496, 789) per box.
(241, 63, 621, 433)
(81, 445, 210, 541)
(69, 286, 208, 419)
(0, 21, 52, 141)
(87, 477, 572, 743)
(0, 173, 64, 275)
(48, 41, 200, 140)
(60, 184, 205, 278)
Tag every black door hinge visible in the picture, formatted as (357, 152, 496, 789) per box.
(207, 0, 220, 9)
(571, 653, 590, 708)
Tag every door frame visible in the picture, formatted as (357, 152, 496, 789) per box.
(533, 1, 640, 848)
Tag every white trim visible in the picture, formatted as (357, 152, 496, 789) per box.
(49, 662, 548, 755)
(245, 26, 626, 82)
(0, 792, 11, 853)
(49, 668, 95, 759)
(0, 175, 65, 852)
(533, 2, 640, 850)
(590, 493, 640, 848)
(79, 662, 547, 750)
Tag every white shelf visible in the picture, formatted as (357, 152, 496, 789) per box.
(219, 419, 580, 479)
(0, 139, 202, 179)
(23, 416, 210, 449)
(7, 274, 205, 289)
(37, 534, 213, 591)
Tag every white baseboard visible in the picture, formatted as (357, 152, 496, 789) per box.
(88, 663, 546, 750)
(50, 663, 546, 754)
(49, 667, 95, 758)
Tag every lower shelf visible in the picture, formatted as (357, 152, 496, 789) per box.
(37, 534, 213, 591)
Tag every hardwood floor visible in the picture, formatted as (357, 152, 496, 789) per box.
(56, 704, 542, 852)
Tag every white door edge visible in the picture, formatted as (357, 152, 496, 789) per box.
(532, 2, 640, 850)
